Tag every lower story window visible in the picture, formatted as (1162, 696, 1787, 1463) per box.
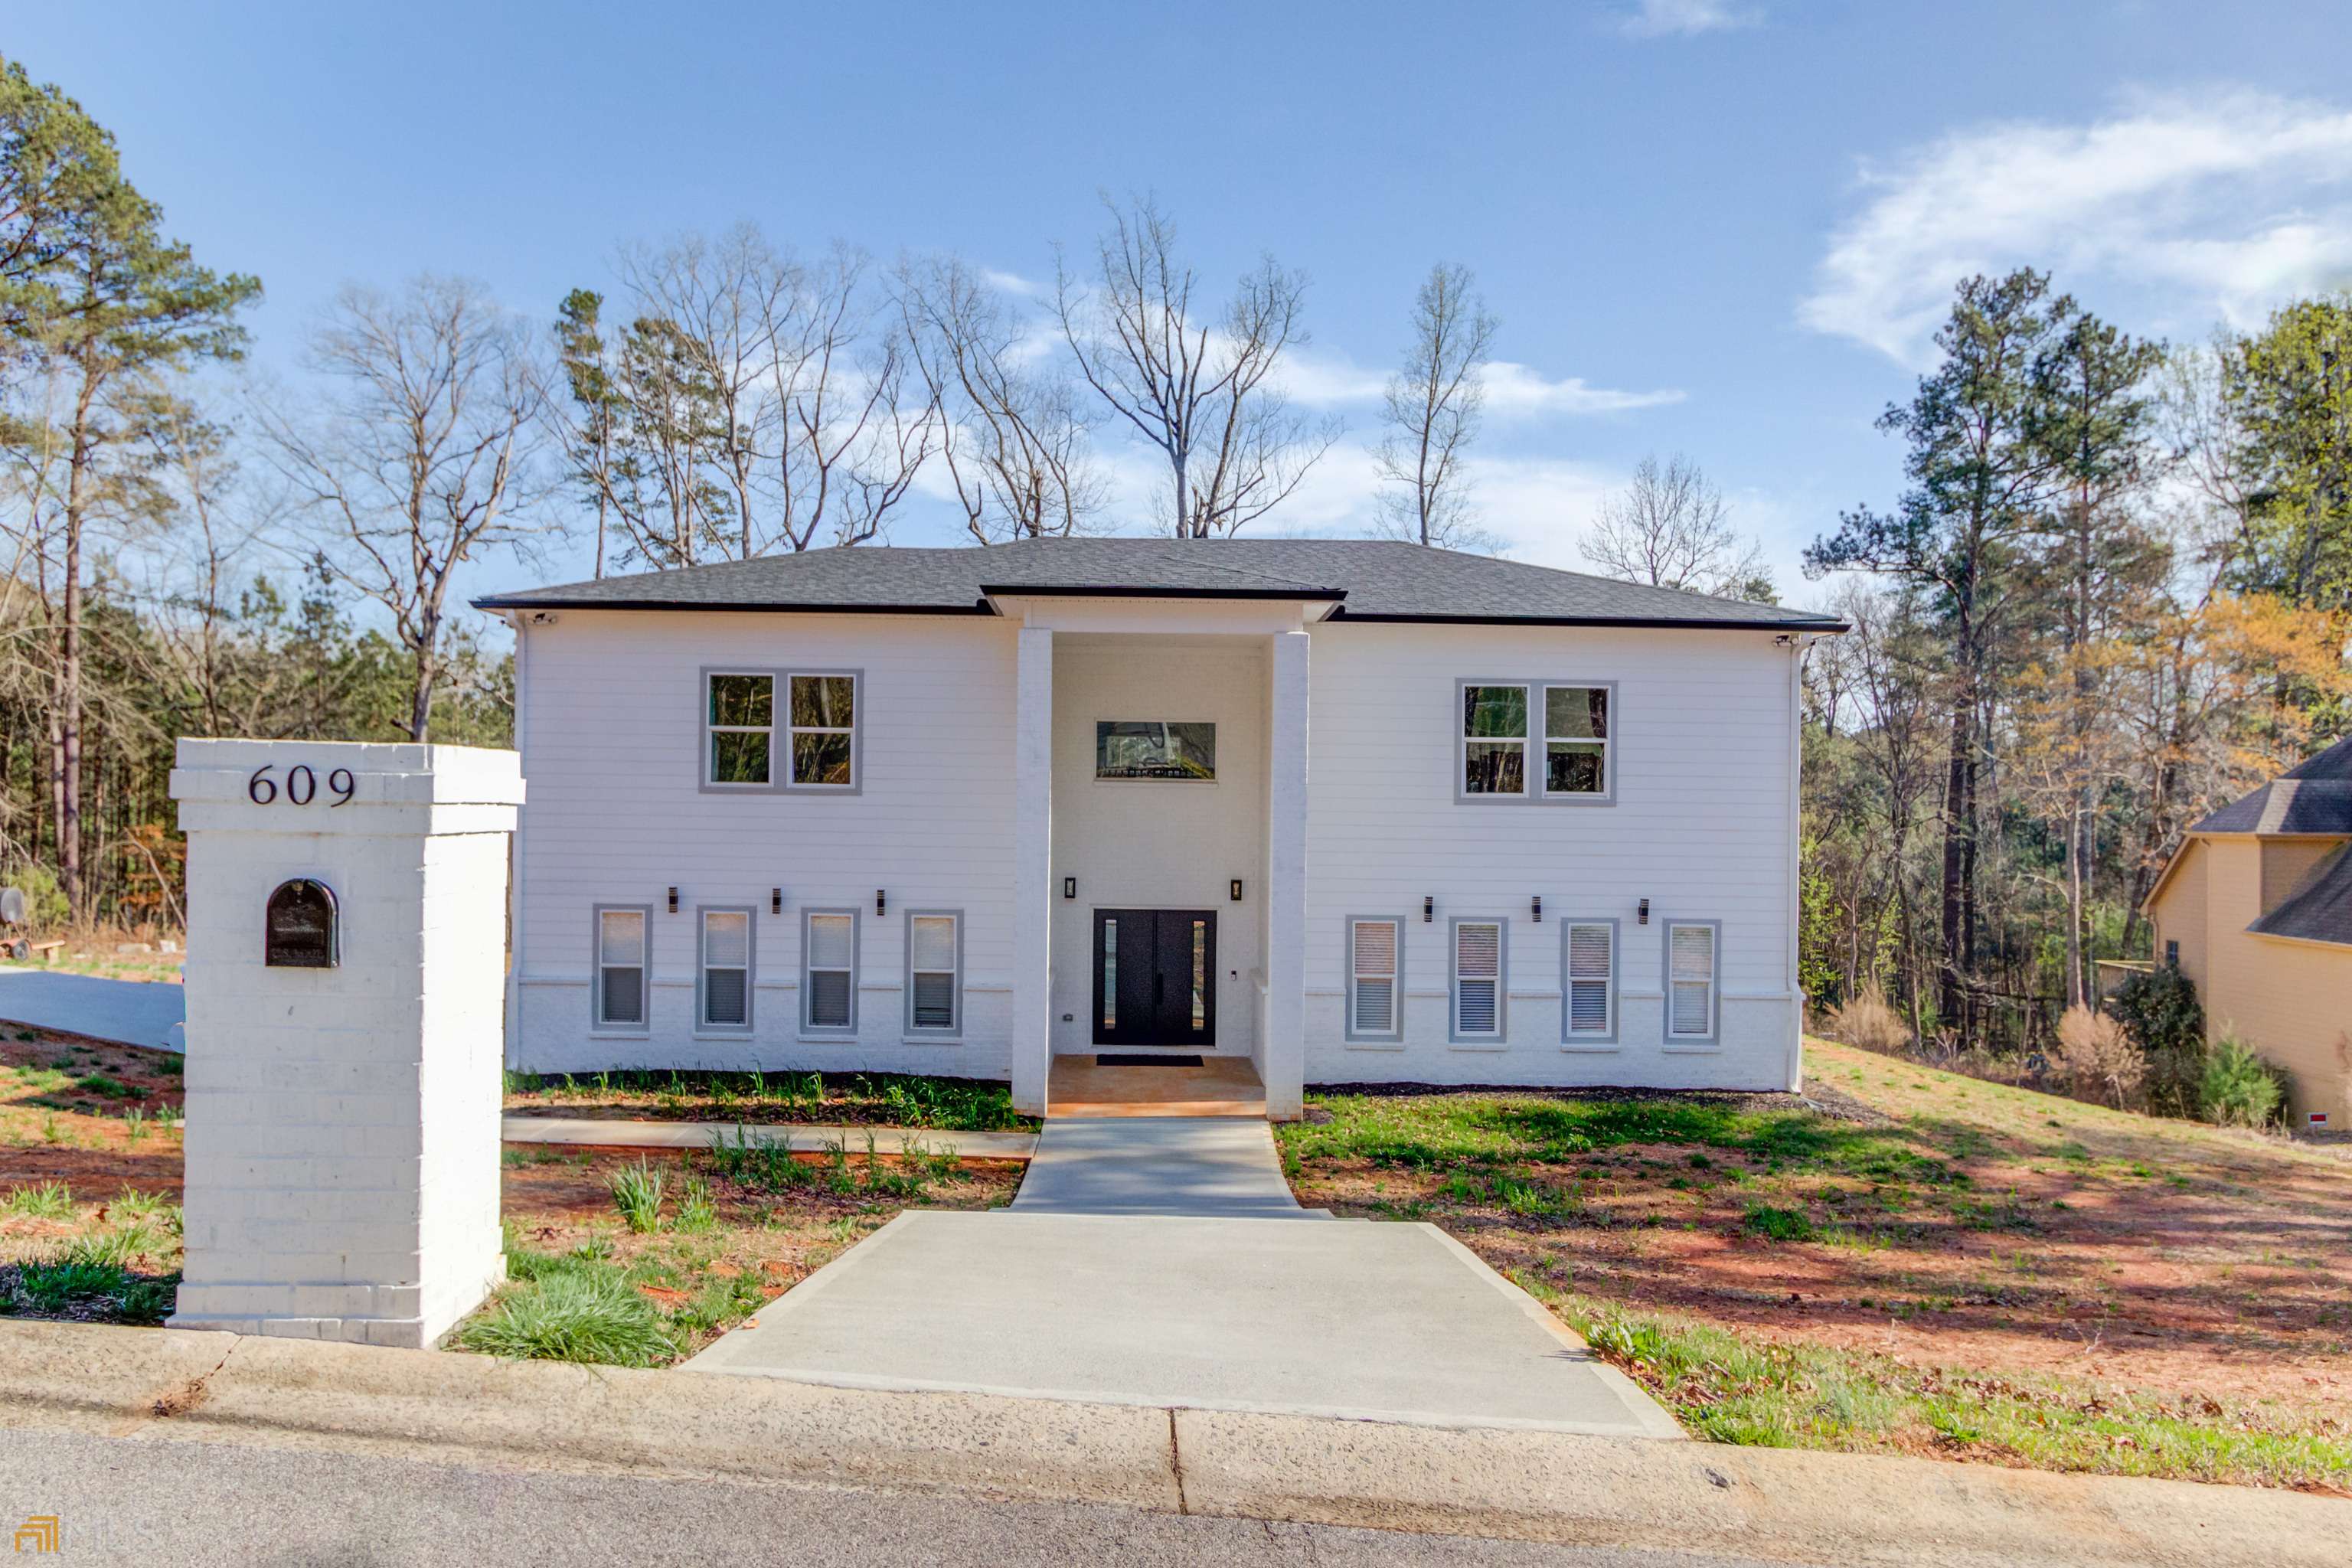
(804, 910, 858, 1032)
(906, 912, 961, 1034)
(596, 906, 648, 1029)
(1349, 917, 1401, 1040)
(1563, 920, 1615, 1040)
(699, 908, 752, 1031)
(1452, 918, 1505, 1040)
(1666, 920, 1718, 1041)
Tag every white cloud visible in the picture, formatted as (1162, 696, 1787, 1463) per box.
(981, 267, 1046, 299)
(1802, 88, 2352, 364)
(1479, 361, 1685, 416)
(1617, 0, 1761, 39)
(1267, 347, 1681, 417)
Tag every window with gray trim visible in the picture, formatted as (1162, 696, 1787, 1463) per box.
(788, 674, 857, 786)
(905, 910, 962, 1035)
(594, 905, 650, 1030)
(706, 672, 773, 786)
(802, 909, 858, 1033)
(697, 906, 753, 1031)
(1665, 920, 1719, 1042)
(1562, 920, 1616, 1041)
(1451, 917, 1506, 1040)
(1455, 681, 1614, 801)
(702, 668, 860, 791)
(1542, 684, 1609, 795)
(1346, 916, 1403, 1041)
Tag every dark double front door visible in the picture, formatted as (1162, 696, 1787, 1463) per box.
(1092, 909, 1217, 1047)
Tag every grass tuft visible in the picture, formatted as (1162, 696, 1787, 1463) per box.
(456, 1269, 675, 1367)
(2, 1181, 73, 1219)
(608, 1160, 666, 1233)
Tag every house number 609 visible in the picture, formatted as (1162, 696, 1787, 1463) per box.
(247, 765, 357, 807)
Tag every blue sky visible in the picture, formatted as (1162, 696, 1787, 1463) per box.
(15, 0, 2352, 613)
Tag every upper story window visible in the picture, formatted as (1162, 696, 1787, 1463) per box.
(704, 669, 860, 792)
(1096, 720, 1216, 781)
(1458, 681, 1613, 802)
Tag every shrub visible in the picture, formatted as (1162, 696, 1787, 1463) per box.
(0, 864, 69, 932)
(2110, 965, 2207, 1116)
(456, 1270, 675, 1366)
(608, 1160, 666, 1233)
(2056, 1005, 2145, 1109)
(2199, 1036, 2285, 1129)
(1826, 984, 1910, 1055)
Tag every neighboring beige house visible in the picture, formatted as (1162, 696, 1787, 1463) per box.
(2143, 734, 2352, 1131)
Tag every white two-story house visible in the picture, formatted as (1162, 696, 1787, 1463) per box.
(475, 537, 1843, 1119)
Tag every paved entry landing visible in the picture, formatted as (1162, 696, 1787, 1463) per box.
(1011, 1116, 1321, 1218)
(687, 1116, 1681, 1437)
(684, 1209, 1680, 1436)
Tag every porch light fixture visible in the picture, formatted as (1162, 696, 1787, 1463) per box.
(1063, 877, 1077, 900)
(1230, 879, 1243, 902)
(1423, 896, 1433, 924)
(1637, 897, 1649, 926)
(876, 888, 887, 916)
(771, 887, 782, 916)
(1531, 895, 1542, 923)
(667, 886, 678, 914)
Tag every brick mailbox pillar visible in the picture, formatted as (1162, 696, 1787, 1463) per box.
(167, 740, 524, 1348)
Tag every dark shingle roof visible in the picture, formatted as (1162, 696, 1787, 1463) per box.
(2189, 733, 2352, 835)
(473, 537, 1845, 630)
(2249, 843, 2352, 946)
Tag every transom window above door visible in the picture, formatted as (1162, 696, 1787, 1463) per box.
(1456, 681, 1613, 802)
(703, 669, 860, 792)
(1095, 720, 1216, 781)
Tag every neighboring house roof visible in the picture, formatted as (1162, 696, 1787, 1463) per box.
(472, 537, 1848, 631)
(2249, 843, 2352, 947)
(2187, 733, 2352, 835)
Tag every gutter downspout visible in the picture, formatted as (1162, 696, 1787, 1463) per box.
(1785, 632, 1808, 1093)
(500, 610, 528, 1070)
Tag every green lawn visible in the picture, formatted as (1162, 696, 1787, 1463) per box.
(1279, 1044, 2352, 1491)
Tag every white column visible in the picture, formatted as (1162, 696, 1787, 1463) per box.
(167, 740, 523, 1348)
(1011, 626, 1055, 1115)
(1263, 630, 1309, 1120)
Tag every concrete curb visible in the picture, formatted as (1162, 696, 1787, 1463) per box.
(500, 1116, 1037, 1160)
(0, 1321, 2342, 1566)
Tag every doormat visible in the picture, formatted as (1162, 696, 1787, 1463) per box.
(1095, 1054, 1204, 1068)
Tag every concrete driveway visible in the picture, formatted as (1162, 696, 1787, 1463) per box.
(686, 1115, 1679, 1438)
(0, 967, 185, 1052)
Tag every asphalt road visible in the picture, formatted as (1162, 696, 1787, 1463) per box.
(3, 1427, 1805, 1567)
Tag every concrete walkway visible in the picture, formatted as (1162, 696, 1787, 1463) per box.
(688, 1112, 1675, 1436)
(685, 1210, 1680, 1436)
(502, 1116, 1037, 1160)
(1011, 1116, 1321, 1217)
(0, 967, 185, 1052)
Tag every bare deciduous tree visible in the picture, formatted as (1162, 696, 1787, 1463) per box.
(1581, 452, 1772, 600)
(260, 275, 551, 742)
(1373, 262, 1497, 549)
(554, 227, 938, 569)
(1056, 195, 1337, 537)
(897, 254, 1102, 543)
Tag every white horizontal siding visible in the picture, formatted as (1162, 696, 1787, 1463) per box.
(1302, 621, 1798, 1087)
(511, 610, 1018, 1077)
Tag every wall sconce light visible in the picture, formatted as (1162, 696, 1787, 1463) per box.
(875, 889, 887, 916)
(667, 886, 678, 914)
(1230, 879, 1244, 902)
(1637, 897, 1650, 926)
(1532, 895, 1543, 923)
(1423, 896, 1434, 923)
(1063, 877, 1077, 900)
(770, 887, 782, 916)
